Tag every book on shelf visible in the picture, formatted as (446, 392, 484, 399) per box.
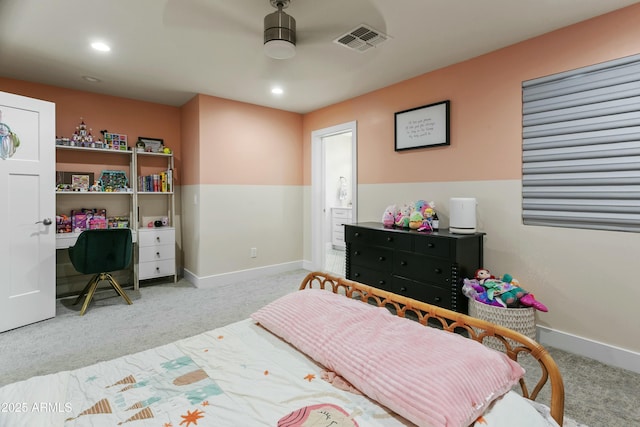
(138, 169, 172, 192)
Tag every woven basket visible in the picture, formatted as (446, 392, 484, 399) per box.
(468, 298, 536, 351)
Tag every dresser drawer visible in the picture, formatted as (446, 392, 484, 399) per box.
(346, 227, 411, 250)
(138, 228, 175, 248)
(394, 252, 451, 285)
(139, 260, 176, 280)
(332, 220, 346, 232)
(348, 267, 393, 292)
(349, 244, 393, 272)
(392, 277, 452, 309)
(332, 208, 352, 219)
(413, 235, 451, 258)
(138, 243, 175, 263)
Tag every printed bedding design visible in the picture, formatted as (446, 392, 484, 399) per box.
(0, 291, 560, 427)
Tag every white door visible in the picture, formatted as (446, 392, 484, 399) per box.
(0, 91, 56, 332)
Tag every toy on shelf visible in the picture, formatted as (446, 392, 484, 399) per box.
(104, 132, 128, 151)
(462, 269, 548, 312)
(68, 208, 107, 232)
(56, 215, 72, 233)
(70, 118, 95, 148)
(99, 170, 130, 192)
(90, 180, 103, 192)
(108, 216, 129, 229)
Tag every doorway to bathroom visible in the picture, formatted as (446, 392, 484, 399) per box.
(311, 121, 357, 276)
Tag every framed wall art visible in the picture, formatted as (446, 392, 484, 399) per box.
(394, 100, 450, 151)
(137, 136, 164, 153)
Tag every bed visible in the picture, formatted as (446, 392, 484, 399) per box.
(0, 271, 564, 427)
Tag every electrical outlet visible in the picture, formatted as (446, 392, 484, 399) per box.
(250, 247, 257, 258)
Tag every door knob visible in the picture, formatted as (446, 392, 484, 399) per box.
(35, 218, 52, 226)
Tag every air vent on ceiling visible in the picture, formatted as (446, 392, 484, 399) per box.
(333, 24, 389, 52)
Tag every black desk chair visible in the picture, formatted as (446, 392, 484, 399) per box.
(68, 229, 133, 315)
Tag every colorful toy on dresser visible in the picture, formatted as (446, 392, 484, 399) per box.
(381, 199, 439, 231)
(462, 269, 548, 312)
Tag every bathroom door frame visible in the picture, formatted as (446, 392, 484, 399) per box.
(311, 121, 357, 272)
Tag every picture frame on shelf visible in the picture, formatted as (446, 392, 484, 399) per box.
(137, 136, 164, 153)
(394, 100, 450, 151)
(56, 171, 94, 191)
(71, 174, 91, 190)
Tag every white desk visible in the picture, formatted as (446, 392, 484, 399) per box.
(55, 230, 137, 249)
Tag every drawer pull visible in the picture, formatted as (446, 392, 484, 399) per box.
(378, 280, 385, 286)
(354, 251, 360, 256)
(435, 296, 441, 302)
(378, 256, 385, 262)
(427, 242, 434, 248)
(156, 252, 160, 257)
(434, 268, 442, 274)
(354, 273, 360, 277)
(155, 267, 160, 272)
(156, 236, 161, 242)
(400, 287, 407, 292)
(400, 260, 407, 266)
(354, 232, 361, 237)
(387, 237, 393, 242)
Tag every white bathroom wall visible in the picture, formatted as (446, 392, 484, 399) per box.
(323, 132, 352, 245)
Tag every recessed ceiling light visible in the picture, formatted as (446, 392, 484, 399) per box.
(91, 42, 111, 52)
(271, 87, 284, 95)
(82, 76, 101, 83)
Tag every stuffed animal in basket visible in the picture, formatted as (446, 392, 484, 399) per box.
(462, 278, 504, 307)
(464, 269, 548, 312)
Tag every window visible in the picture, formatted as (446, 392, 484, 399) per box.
(522, 54, 640, 232)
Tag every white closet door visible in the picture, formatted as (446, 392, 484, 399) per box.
(0, 91, 56, 332)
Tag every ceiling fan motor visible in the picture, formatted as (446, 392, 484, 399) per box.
(264, 0, 296, 59)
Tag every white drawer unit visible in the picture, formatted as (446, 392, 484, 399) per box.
(331, 207, 352, 250)
(137, 227, 176, 281)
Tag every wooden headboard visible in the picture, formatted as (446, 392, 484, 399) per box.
(300, 271, 565, 425)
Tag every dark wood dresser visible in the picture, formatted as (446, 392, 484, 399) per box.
(345, 222, 484, 314)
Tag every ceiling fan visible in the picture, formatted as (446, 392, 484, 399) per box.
(263, 0, 296, 59)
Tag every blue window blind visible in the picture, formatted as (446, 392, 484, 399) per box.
(522, 54, 640, 232)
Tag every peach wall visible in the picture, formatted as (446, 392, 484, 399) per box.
(302, 3, 640, 186)
(180, 96, 201, 186)
(0, 77, 182, 183)
(195, 95, 303, 185)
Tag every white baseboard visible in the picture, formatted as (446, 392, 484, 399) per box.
(183, 261, 305, 288)
(538, 325, 640, 375)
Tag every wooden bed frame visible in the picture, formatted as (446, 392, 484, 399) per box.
(300, 271, 565, 426)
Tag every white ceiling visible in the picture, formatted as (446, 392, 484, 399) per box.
(0, 0, 637, 114)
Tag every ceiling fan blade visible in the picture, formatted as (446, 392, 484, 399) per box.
(163, 0, 261, 35)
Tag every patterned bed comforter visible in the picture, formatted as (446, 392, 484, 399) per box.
(0, 319, 558, 427)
